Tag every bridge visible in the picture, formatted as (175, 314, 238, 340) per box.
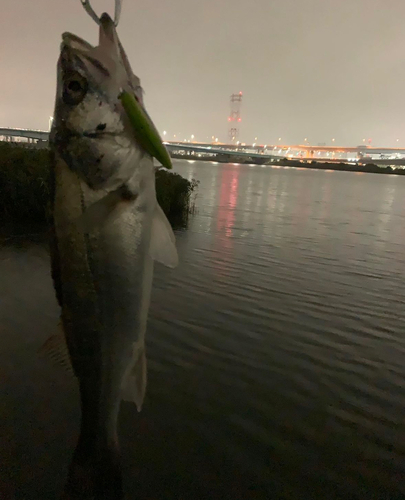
(1, 127, 405, 164)
(0, 128, 49, 143)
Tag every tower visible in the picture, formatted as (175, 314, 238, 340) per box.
(228, 92, 242, 143)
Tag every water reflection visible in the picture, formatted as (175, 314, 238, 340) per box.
(217, 166, 239, 240)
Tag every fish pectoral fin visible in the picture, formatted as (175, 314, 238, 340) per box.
(38, 320, 75, 376)
(77, 185, 137, 231)
(121, 341, 147, 412)
(149, 204, 178, 268)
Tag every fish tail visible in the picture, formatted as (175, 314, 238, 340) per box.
(62, 442, 124, 500)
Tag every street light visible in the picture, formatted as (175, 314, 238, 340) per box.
(163, 130, 167, 136)
(332, 138, 335, 142)
(191, 134, 194, 141)
(278, 137, 281, 142)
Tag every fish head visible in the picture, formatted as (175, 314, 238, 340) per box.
(51, 16, 143, 190)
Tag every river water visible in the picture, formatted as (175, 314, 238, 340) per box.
(1, 161, 405, 499)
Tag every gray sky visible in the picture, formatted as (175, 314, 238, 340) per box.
(1, 0, 405, 146)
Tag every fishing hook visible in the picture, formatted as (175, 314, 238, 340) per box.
(81, 0, 122, 27)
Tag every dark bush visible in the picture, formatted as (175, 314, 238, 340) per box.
(0, 143, 198, 227)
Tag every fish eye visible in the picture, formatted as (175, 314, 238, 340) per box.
(63, 72, 88, 105)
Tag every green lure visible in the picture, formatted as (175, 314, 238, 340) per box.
(119, 90, 172, 170)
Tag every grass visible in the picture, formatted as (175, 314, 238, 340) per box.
(155, 168, 199, 226)
(0, 143, 198, 227)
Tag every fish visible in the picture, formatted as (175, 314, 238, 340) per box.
(43, 13, 178, 499)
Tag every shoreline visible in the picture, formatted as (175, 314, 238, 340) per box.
(171, 154, 405, 176)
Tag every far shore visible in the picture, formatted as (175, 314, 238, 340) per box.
(171, 153, 405, 176)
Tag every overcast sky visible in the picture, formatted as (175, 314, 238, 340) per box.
(2, 0, 405, 146)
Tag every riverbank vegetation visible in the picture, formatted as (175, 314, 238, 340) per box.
(0, 143, 198, 227)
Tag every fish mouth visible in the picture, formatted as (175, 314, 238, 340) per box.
(61, 32, 94, 53)
(60, 33, 111, 79)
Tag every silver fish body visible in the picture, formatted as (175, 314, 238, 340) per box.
(48, 14, 177, 499)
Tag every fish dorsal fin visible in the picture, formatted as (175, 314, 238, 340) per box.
(149, 204, 178, 268)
